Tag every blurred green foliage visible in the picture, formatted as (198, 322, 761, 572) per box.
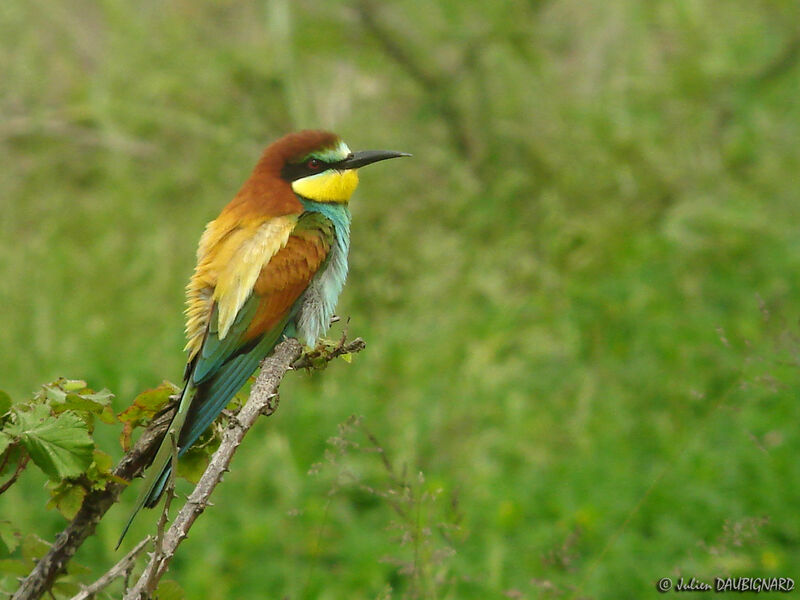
(2, 0, 800, 597)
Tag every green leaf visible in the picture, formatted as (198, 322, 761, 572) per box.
(7, 406, 94, 480)
(98, 404, 116, 425)
(0, 521, 21, 554)
(46, 481, 87, 519)
(60, 379, 88, 392)
(38, 384, 65, 404)
(83, 449, 117, 490)
(81, 388, 113, 403)
(118, 381, 179, 451)
(46, 380, 113, 414)
(92, 449, 113, 474)
(118, 382, 178, 424)
(0, 432, 11, 457)
(55, 393, 110, 414)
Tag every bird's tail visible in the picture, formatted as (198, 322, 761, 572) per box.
(116, 321, 290, 549)
(116, 381, 193, 549)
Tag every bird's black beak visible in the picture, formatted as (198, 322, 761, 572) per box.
(337, 150, 412, 170)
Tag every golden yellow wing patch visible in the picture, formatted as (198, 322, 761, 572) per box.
(184, 214, 297, 358)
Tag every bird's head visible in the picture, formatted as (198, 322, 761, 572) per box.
(268, 130, 410, 204)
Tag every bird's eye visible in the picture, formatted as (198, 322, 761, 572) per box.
(307, 158, 322, 170)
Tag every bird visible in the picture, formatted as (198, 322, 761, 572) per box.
(118, 130, 409, 546)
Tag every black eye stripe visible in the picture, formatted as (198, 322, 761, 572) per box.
(280, 159, 334, 182)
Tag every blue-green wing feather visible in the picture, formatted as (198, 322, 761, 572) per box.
(192, 299, 260, 384)
(117, 297, 293, 546)
(139, 319, 291, 509)
(118, 211, 342, 547)
(177, 313, 292, 452)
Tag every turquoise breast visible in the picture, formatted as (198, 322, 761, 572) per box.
(295, 200, 351, 346)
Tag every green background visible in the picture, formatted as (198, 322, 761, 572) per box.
(2, 0, 799, 597)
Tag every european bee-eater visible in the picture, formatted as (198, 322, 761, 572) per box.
(119, 130, 409, 545)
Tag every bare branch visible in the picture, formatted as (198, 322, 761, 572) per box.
(0, 452, 30, 495)
(123, 336, 364, 599)
(122, 339, 302, 598)
(15, 333, 365, 600)
(68, 537, 150, 600)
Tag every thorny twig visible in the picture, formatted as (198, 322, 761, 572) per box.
(68, 537, 150, 600)
(122, 335, 365, 599)
(0, 452, 30, 495)
(292, 335, 367, 370)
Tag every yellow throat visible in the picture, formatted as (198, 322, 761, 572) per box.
(291, 169, 359, 203)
